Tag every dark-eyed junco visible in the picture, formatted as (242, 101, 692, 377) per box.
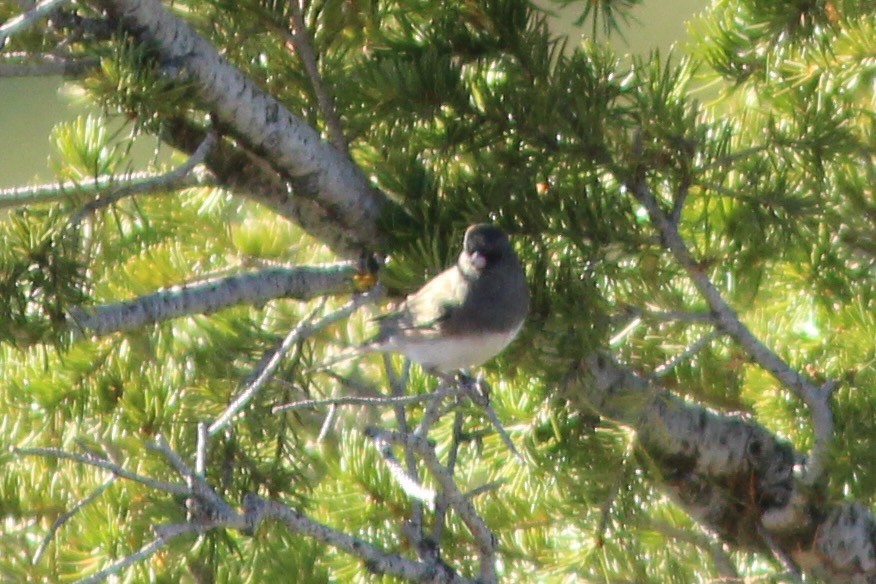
(339, 223, 530, 373)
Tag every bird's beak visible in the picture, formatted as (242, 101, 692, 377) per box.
(470, 251, 487, 270)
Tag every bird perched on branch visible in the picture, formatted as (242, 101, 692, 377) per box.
(327, 223, 530, 374)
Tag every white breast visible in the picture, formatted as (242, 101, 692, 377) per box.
(378, 323, 523, 373)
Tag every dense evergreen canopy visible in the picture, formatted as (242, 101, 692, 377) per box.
(0, 0, 874, 581)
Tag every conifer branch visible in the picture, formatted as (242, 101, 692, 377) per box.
(69, 130, 217, 224)
(67, 262, 360, 337)
(20, 441, 473, 583)
(574, 352, 876, 581)
(627, 175, 835, 488)
(102, 0, 388, 248)
(369, 430, 437, 506)
(209, 285, 381, 435)
(241, 494, 472, 583)
(15, 446, 190, 496)
(0, 169, 213, 211)
(272, 385, 463, 413)
(366, 427, 498, 584)
(653, 330, 722, 377)
(74, 523, 206, 584)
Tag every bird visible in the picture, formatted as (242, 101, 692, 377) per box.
(330, 223, 530, 374)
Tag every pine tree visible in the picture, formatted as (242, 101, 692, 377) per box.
(0, 0, 874, 581)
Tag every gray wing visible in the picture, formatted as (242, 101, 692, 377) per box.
(374, 266, 467, 342)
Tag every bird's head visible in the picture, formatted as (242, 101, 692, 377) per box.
(461, 223, 512, 271)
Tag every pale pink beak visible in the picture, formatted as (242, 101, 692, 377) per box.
(471, 251, 487, 270)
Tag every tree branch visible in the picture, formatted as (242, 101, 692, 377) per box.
(567, 352, 876, 582)
(0, 0, 70, 47)
(101, 0, 389, 248)
(208, 285, 383, 435)
(627, 176, 835, 488)
(15, 446, 190, 496)
(67, 262, 360, 336)
(367, 427, 498, 584)
(32, 475, 117, 565)
(0, 52, 99, 77)
(0, 169, 213, 211)
(70, 130, 217, 224)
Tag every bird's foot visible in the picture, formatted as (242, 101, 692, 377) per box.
(455, 371, 490, 406)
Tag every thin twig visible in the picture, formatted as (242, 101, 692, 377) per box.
(209, 300, 324, 435)
(0, 169, 212, 211)
(458, 376, 524, 463)
(286, 0, 348, 155)
(32, 475, 116, 565)
(654, 330, 722, 378)
(242, 494, 470, 583)
(369, 430, 436, 506)
(432, 408, 465, 545)
(210, 289, 381, 435)
(0, 53, 99, 77)
(74, 523, 205, 584)
(367, 428, 498, 584)
(15, 446, 190, 496)
(316, 403, 337, 442)
(70, 130, 217, 224)
(0, 0, 70, 47)
(273, 386, 461, 413)
(696, 145, 769, 173)
(195, 422, 208, 477)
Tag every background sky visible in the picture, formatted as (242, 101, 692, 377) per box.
(0, 0, 707, 188)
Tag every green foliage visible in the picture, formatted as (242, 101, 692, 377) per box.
(1, 0, 874, 581)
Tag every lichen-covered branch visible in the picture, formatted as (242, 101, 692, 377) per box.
(101, 0, 388, 248)
(68, 262, 359, 336)
(567, 352, 876, 582)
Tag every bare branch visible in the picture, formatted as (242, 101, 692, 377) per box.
(286, 0, 348, 155)
(209, 286, 382, 435)
(69, 130, 217, 224)
(273, 385, 462, 413)
(653, 330, 722, 378)
(627, 177, 834, 487)
(32, 475, 117, 565)
(0, 169, 213, 211)
(68, 262, 360, 337)
(74, 522, 205, 584)
(0, 0, 70, 47)
(15, 446, 190, 496)
(209, 299, 325, 435)
(366, 428, 498, 584)
(369, 430, 437, 506)
(242, 494, 471, 583)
